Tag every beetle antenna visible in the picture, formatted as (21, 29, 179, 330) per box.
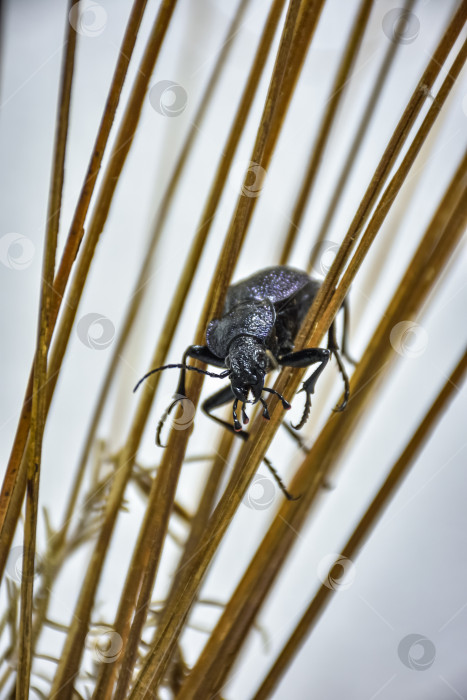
(262, 386, 291, 411)
(134, 365, 230, 392)
(155, 396, 182, 447)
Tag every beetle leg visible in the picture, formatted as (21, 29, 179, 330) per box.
(282, 421, 309, 452)
(202, 385, 250, 439)
(262, 386, 291, 410)
(202, 385, 298, 499)
(328, 323, 350, 412)
(279, 348, 331, 429)
(262, 456, 300, 501)
(291, 392, 310, 430)
(259, 398, 270, 420)
(232, 399, 242, 432)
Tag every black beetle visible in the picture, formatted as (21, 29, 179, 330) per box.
(135, 266, 354, 464)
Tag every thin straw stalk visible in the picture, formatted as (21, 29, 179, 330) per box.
(90, 0, 289, 691)
(163, 428, 235, 608)
(253, 343, 467, 699)
(300, 1, 467, 356)
(110, 431, 234, 700)
(16, 7, 76, 698)
(316, 35, 467, 346)
(308, 0, 416, 271)
(49, 3, 178, 697)
(279, 0, 374, 264)
(0, 0, 150, 578)
(91, 0, 259, 691)
(12, 0, 158, 670)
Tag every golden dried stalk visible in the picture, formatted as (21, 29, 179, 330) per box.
(0, 0, 150, 578)
(49, 2, 178, 696)
(316, 34, 467, 347)
(253, 344, 467, 699)
(16, 5, 77, 697)
(308, 0, 416, 271)
(302, 2, 467, 351)
(279, 0, 374, 264)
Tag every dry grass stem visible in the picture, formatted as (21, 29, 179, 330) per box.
(0, 0, 150, 573)
(49, 2, 178, 696)
(302, 0, 467, 352)
(279, 0, 374, 264)
(316, 33, 467, 345)
(308, 0, 417, 272)
(253, 345, 467, 699)
(16, 6, 76, 697)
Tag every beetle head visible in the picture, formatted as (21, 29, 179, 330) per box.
(227, 336, 268, 404)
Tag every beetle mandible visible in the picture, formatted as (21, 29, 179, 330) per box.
(135, 265, 354, 446)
